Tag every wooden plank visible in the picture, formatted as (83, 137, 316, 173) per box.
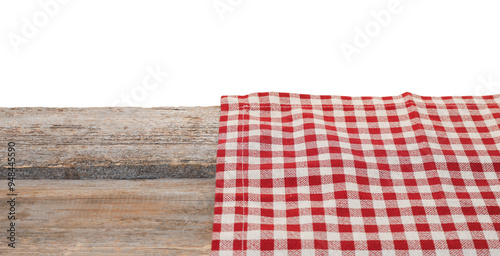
(0, 107, 220, 179)
(0, 178, 215, 255)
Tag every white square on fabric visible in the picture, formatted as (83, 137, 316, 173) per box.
(451, 143, 465, 151)
(484, 171, 499, 180)
(421, 199, 436, 207)
(339, 141, 351, 150)
(492, 185, 500, 192)
(295, 156, 308, 164)
(357, 121, 369, 129)
(223, 187, 236, 194)
(299, 215, 313, 224)
(401, 216, 415, 225)
(220, 231, 235, 240)
(463, 121, 476, 128)
(246, 230, 261, 240)
(273, 169, 285, 179)
(248, 215, 261, 224)
(327, 231, 341, 242)
(248, 129, 261, 137)
(248, 186, 260, 194)
(387, 156, 400, 165)
(379, 232, 393, 241)
(319, 167, 333, 176)
(272, 144, 284, 152)
(404, 231, 419, 240)
(413, 171, 426, 179)
(321, 184, 335, 194)
(224, 170, 237, 180)
(350, 217, 364, 225)
(452, 214, 467, 224)
(483, 231, 499, 240)
(461, 170, 474, 180)
(274, 217, 287, 225)
(346, 182, 359, 192)
(378, 121, 391, 129)
(397, 199, 412, 209)
(437, 108, 451, 116)
(298, 200, 312, 209)
(274, 202, 287, 210)
(344, 167, 357, 176)
(485, 118, 498, 127)
(478, 155, 492, 163)
(248, 156, 261, 165)
(432, 154, 447, 164)
(224, 156, 238, 164)
(468, 133, 481, 139)
(402, 131, 415, 139)
(376, 216, 390, 226)
(466, 186, 480, 193)
(316, 139, 329, 148)
(437, 169, 452, 179)
(333, 110, 345, 117)
(373, 200, 387, 209)
(473, 143, 487, 151)
(352, 232, 367, 241)
(273, 186, 286, 195)
(300, 231, 315, 240)
(418, 185, 432, 194)
(366, 168, 380, 179)
(457, 231, 472, 240)
(294, 142, 306, 151)
(399, 119, 412, 127)
(364, 157, 377, 164)
(367, 185, 382, 195)
(221, 214, 235, 224)
(359, 133, 371, 140)
(295, 168, 309, 178)
(426, 215, 441, 224)
(274, 230, 288, 239)
(477, 214, 493, 223)
(410, 156, 424, 164)
(446, 198, 461, 207)
(318, 153, 331, 161)
(324, 214, 338, 225)
(297, 186, 311, 195)
(293, 130, 306, 139)
(348, 199, 362, 209)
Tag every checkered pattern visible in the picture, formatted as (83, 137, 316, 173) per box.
(211, 92, 500, 255)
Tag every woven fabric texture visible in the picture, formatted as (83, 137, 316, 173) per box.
(210, 92, 500, 255)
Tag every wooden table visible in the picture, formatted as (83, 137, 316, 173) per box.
(1, 107, 220, 255)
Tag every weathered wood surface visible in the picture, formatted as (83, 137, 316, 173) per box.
(0, 179, 215, 255)
(1, 107, 220, 179)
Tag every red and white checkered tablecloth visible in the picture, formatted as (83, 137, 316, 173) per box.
(210, 92, 500, 255)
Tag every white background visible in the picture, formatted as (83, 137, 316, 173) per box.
(1, 0, 499, 107)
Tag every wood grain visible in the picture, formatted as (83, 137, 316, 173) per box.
(0, 107, 220, 179)
(0, 179, 215, 255)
